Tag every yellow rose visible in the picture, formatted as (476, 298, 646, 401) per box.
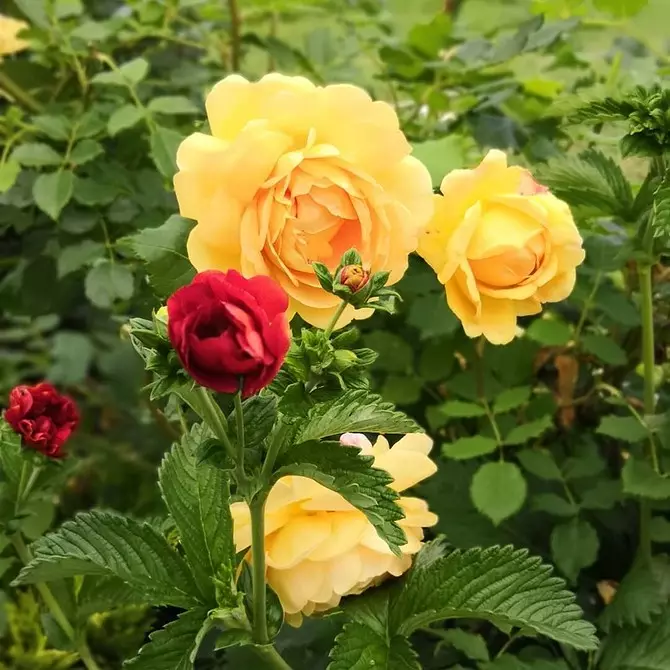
(231, 433, 438, 625)
(418, 149, 585, 344)
(174, 73, 433, 328)
(0, 14, 29, 59)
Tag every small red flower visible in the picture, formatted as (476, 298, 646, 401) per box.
(4, 382, 79, 459)
(167, 270, 291, 396)
(339, 265, 370, 292)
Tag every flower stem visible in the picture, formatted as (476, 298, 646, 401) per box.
(323, 301, 347, 338)
(193, 387, 236, 461)
(234, 388, 248, 486)
(253, 645, 294, 670)
(227, 0, 242, 71)
(0, 71, 43, 112)
(77, 638, 102, 670)
(249, 493, 269, 645)
(637, 262, 658, 561)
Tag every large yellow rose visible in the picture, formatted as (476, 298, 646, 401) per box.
(231, 433, 438, 625)
(174, 73, 433, 328)
(0, 14, 29, 59)
(418, 149, 585, 345)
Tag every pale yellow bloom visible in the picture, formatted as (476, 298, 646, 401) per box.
(418, 150, 585, 345)
(174, 73, 433, 329)
(231, 433, 438, 624)
(0, 14, 29, 59)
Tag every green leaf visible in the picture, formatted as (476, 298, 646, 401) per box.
(563, 442, 606, 480)
(125, 608, 208, 670)
(504, 415, 553, 446)
(12, 143, 62, 167)
(33, 171, 74, 220)
(442, 436, 498, 460)
(69, 139, 103, 166)
(150, 125, 184, 178)
(440, 628, 489, 662)
(329, 621, 420, 670)
(411, 136, 473, 187)
(651, 517, 670, 542)
(13, 511, 201, 608)
(159, 425, 236, 604)
(364, 332, 413, 373)
(597, 415, 649, 443)
(494, 387, 532, 414)
(622, 457, 670, 499)
(57, 241, 105, 278)
(0, 159, 21, 193)
(274, 440, 406, 556)
(48, 331, 94, 385)
(550, 518, 599, 583)
(0, 422, 23, 492)
(108, 105, 145, 136)
(580, 334, 627, 366)
(471, 462, 527, 525)
(526, 319, 572, 346)
(148, 96, 200, 115)
(439, 401, 486, 418)
(593, 0, 648, 18)
(123, 215, 195, 298)
(227, 394, 278, 455)
(517, 448, 563, 481)
(600, 605, 670, 669)
(580, 479, 622, 510)
(32, 115, 71, 140)
(388, 542, 598, 650)
(92, 58, 149, 86)
(296, 390, 421, 443)
(76, 576, 150, 620)
(599, 556, 670, 631)
(531, 493, 578, 517)
(85, 261, 134, 308)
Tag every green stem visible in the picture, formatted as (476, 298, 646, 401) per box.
(10, 535, 75, 641)
(323, 301, 347, 338)
(77, 638, 102, 670)
(234, 388, 247, 486)
(260, 421, 290, 483)
(193, 387, 236, 461)
(0, 71, 43, 112)
(253, 644, 293, 670)
(227, 0, 242, 71)
(250, 493, 269, 645)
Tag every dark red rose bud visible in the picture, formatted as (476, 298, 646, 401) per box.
(339, 265, 370, 292)
(4, 382, 79, 459)
(167, 270, 291, 397)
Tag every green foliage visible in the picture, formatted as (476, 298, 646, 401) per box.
(471, 462, 527, 525)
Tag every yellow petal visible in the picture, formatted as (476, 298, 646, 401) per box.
(308, 512, 367, 561)
(478, 295, 519, 345)
(266, 514, 332, 569)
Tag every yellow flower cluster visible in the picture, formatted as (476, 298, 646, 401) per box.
(0, 14, 29, 60)
(231, 433, 438, 625)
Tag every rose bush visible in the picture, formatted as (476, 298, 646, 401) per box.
(4, 382, 78, 458)
(418, 150, 585, 344)
(231, 432, 437, 624)
(173, 73, 434, 328)
(167, 270, 291, 396)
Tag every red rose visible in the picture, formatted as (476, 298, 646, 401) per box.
(4, 382, 79, 459)
(167, 270, 291, 396)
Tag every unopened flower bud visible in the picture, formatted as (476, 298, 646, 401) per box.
(339, 265, 370, 292)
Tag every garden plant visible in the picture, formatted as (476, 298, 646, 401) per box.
(1, 1, 670, 669)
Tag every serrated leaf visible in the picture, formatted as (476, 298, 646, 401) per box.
(125, 608, 208, 670)
(471, 462, 527, 525)
(570, 97, 634, 124)
(517, 449, 562, 481)
(622, 457, 670, 499)
(13, 511, 201, 608)
(442, 436, 498, 460)
(69, 139, 103, 166)
(108, 105, 145, 136)
(504, 415, 553, 446)
(494, 387, 532, 413)
(273, 440, 406, 556)
(12, 142, 62, 167)
(92, 58, 149, 86)
(440, 628, 489, 661)
(597, 415, 649, 442)
(296, 390, 420, 443)
(563, 442, 606, 480)
(580, 479, 622, 510)
(551, 518, 599, 583)
(33, 171, 74, 220)
(148, 96, 199, 115)
(159, 425, 235, 604)
(329, 621, 420, 670)
(580, 334, 627, 366)
(150, 125, 184, 178)
(388, 542, 598, 650)
(526, 319, 571, 346)
(531, 493, 578, 517)
(0, 422, 24, 491)
(594, 0, 648, 18)
(123, 215, 195, 297)
(85, 261, 134, 308)
(32, 115, 71, 140)
(57, 241, 105, 278)
(227, 394, 278, 457)
(600, 604, 670, 669)
(599, 556, 670, 631)
(76, 576, 150, 620)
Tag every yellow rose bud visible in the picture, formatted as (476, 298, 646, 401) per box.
(173, 73, 433, 329)
(339, 265, 370, 292)
(155, 305, 168, 322)
(418, 150, 585, 345)
(0, 14, 29, 59)
(231, 433, 438, 625)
